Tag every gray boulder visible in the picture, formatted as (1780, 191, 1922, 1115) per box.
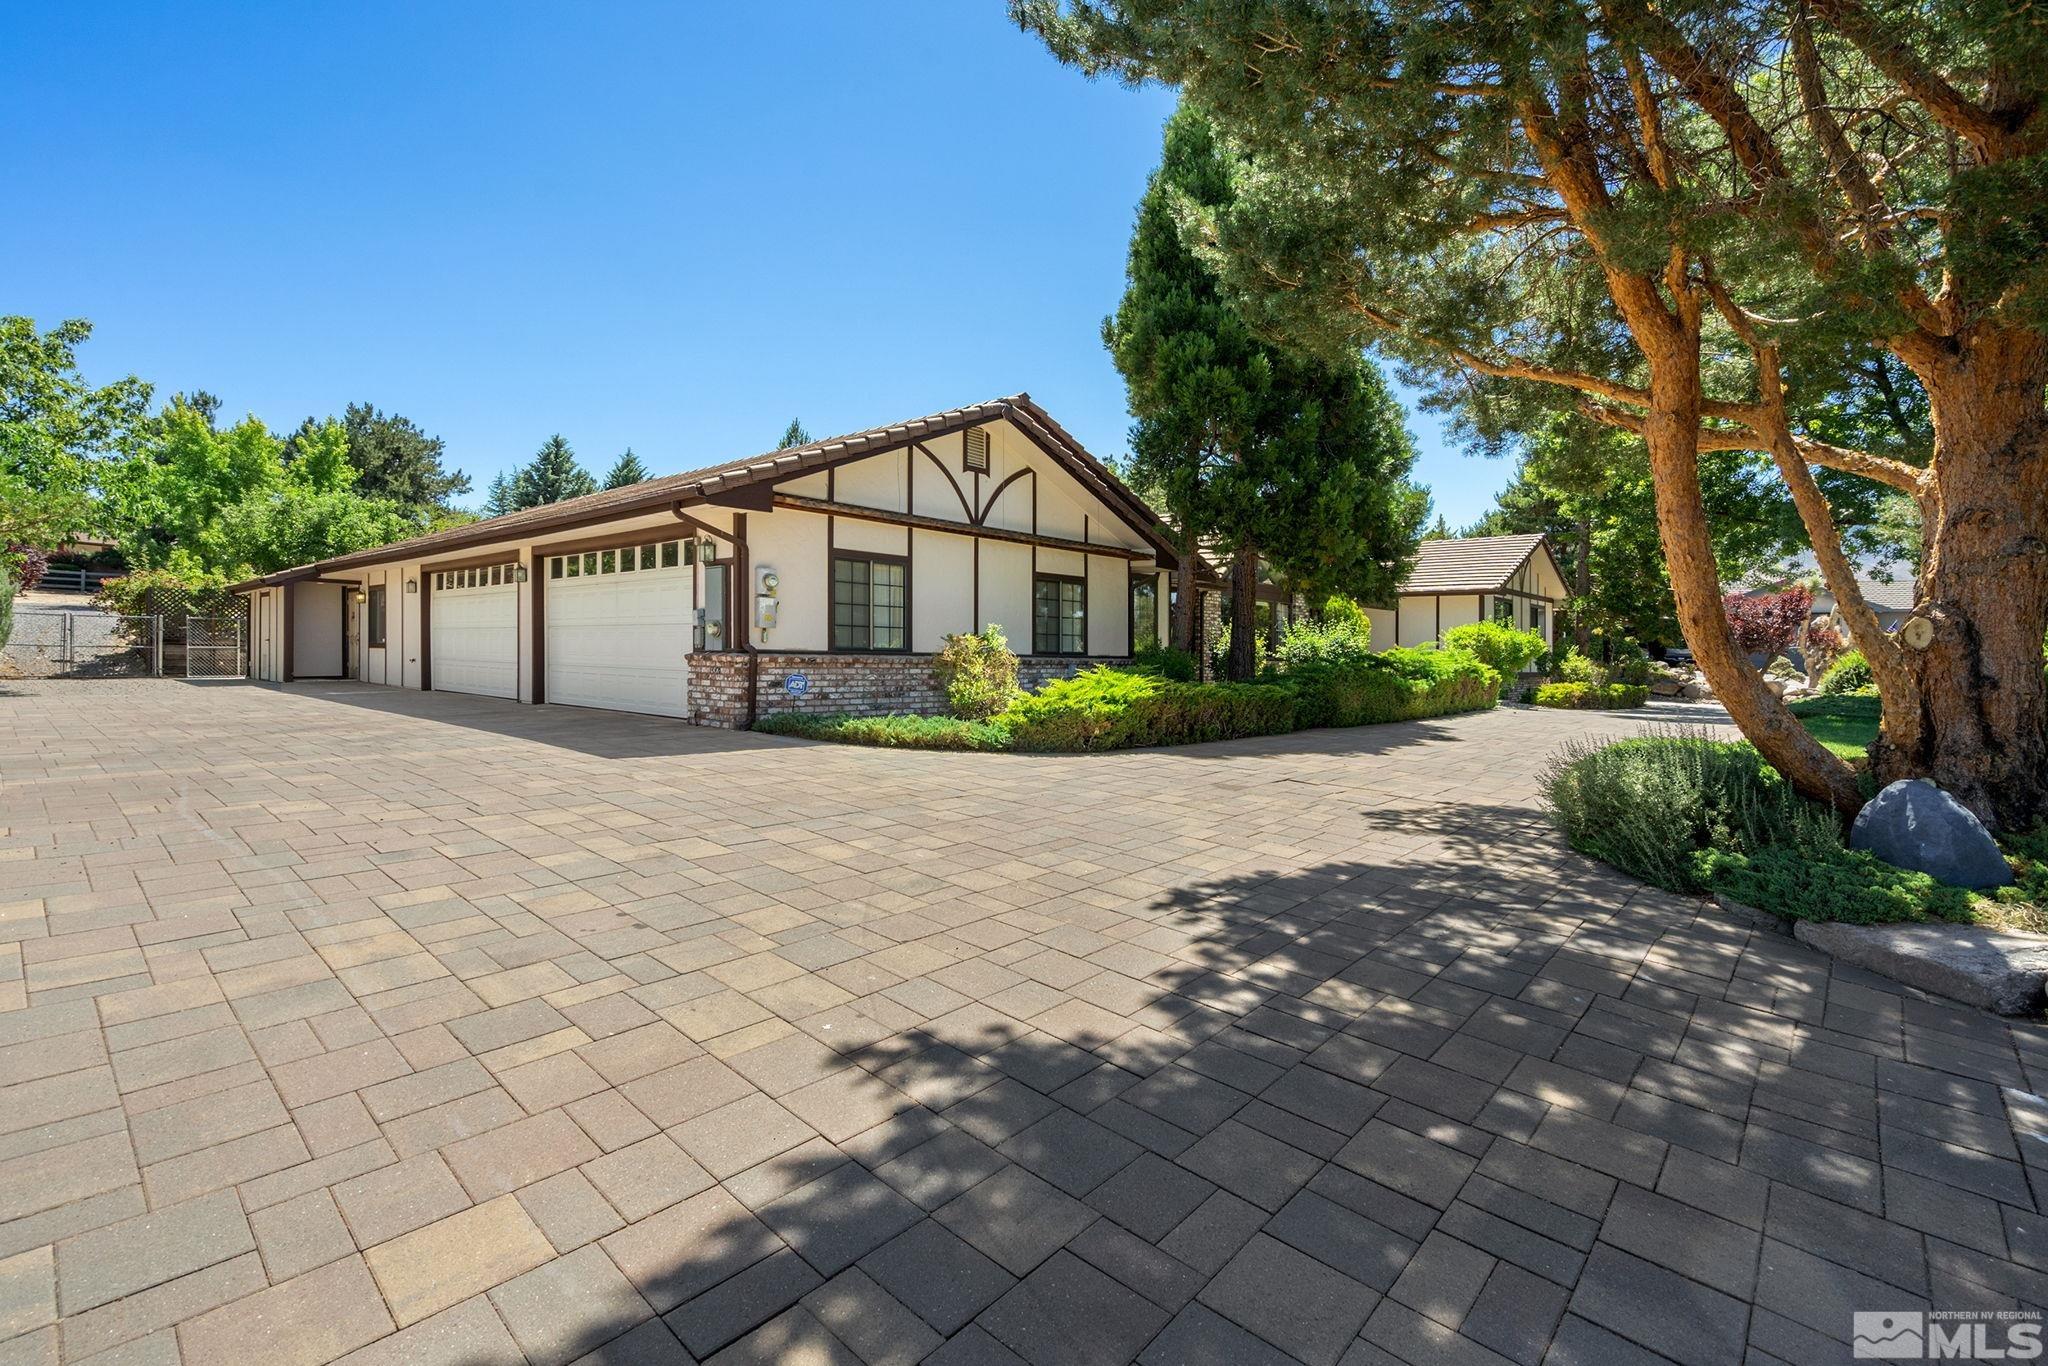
(1850, 779, 2014, 890)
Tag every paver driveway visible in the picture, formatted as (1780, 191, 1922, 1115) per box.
(1, 679, 2044, 1365)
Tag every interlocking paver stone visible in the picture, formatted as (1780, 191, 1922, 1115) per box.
(7, 682, 2045, 1363)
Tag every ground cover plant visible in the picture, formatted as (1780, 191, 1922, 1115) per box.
(1544, 730, 2045, 930)
(1532, 682, 1650, 710)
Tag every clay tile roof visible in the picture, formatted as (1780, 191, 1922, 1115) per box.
(230, 394, 1176, 590)
(1400, 534, 1553, 594)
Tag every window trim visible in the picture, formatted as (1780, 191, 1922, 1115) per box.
(366, 585, 387, 649)
(1128, 571, 1158, 654)
(1034, 572, 1088, 657)
(830, 551, 912, 654)
(1491, 596, 1515, 625)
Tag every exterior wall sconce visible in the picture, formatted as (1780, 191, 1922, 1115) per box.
(514, 564, 530, 584)
(353, 590, 367, 603)
(405, 578, 418, 594)
(698, 537, 717, 562)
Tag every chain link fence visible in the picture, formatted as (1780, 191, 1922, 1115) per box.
(1, 610, 161, 679)
(184, 616, 246, 679)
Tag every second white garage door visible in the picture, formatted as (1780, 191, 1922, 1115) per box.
(431, 564, 518, 699)
(545, 540, 693, 717)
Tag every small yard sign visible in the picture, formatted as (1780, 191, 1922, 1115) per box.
(784, 672, 809, 697)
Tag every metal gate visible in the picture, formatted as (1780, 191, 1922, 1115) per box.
(184, 616, 247, 679)
(0, 610, 161, 678)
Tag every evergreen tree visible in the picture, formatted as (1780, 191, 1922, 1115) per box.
(1106, 105, 1424, 679)
(603, 449, 651, 489)
(1421, 515, 1453, 541)
(481, 472, 518, 519)
(778, 419, 811, 449)
(284, 404, 468, 509)
(513, 435, 597, 508)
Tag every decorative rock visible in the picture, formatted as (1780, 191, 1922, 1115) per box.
(1850, 779, 2014, 890)
(1649, 679, 1684, 698)
(1794, 920, 2048, 1015)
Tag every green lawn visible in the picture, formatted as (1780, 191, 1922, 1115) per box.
(1789, 693, 1881, 760)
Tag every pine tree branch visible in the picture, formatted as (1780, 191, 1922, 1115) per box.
(1804, 0, 2022, 157)
(1576, 398, 1930, 493)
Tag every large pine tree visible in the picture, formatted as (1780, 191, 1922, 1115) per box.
(603, 449, 651, 489)
(514, 435, 597, 508)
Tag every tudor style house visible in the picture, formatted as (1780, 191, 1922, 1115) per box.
(231, 396, 1181, 727)
(1373, 533, 1567, 654)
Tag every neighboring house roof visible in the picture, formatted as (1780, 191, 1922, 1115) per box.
(1399, 534, 1558, 595)
(1746, 553, 1919, 615)
(230, 394, 1177, 592)
(1818, 568, 1918, 615)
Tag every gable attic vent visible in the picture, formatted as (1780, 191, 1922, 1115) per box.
(963, 427, 990, 474)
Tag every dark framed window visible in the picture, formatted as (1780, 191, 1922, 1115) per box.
(1492, 597, 1515, 625)
(832, 554, 907, 651)
(1528, 602, 1546, 636)
(367, 586, 387, 648)
(698, 561, 730, 651)
(1034, 574, 1086, 655)
(1129, 573, 1158, 652)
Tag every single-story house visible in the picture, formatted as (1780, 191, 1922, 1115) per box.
(1371, 533, 1566, 654)
(1810, 561, 1918, 634)
(229, 395, 1182, 727)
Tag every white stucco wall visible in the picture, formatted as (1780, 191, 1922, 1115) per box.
(978, 541, 1033, 650)
(912, 530, 975, 651)
(1087, 554, 1129, 657)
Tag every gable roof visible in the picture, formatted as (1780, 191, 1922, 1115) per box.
(231, 394, 1176, 590)
(1400, 534, 1559, 595)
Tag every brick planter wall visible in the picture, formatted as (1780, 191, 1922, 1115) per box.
(687, 652, 1131, 728)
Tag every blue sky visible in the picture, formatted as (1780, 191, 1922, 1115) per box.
(7, 1, 1511, 526)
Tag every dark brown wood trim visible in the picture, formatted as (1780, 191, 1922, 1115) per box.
(974, 468, 1031, 526)
(734, 513, 758, 726)
(914, 441, 975, 523)
(420, 573, 433, 691)
(705, 483, 774, 511)
(420, 549, 522, 576)
(997, 401, 1179, 567)
(773, 495, 1143, 561)
(530, 543, 547, 705)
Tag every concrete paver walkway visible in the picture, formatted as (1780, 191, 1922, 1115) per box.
(0, 679, 2041, 1365)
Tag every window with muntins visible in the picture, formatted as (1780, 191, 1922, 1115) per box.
(1529, 603, 1546, 636)
(832, 555, 907, 651)
(1034, 575, 1086, 655)
(367, 586, 387, 648)
(1492, 597, 1515, 625)
(1129, 574, 1158, 651)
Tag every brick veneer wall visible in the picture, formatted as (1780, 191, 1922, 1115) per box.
(687, 652, 1131, 728)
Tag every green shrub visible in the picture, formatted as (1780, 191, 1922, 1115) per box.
(1443, 621, 1546, 676)
(1275, 597, 1373, 671)
(999, 666, 1297, 751)
(1531, 681, 1650, 709)
(1605, 642, 1652, 686)
(1701, 843, 1972, 924)
(754, 711, 1012, 751)
(0, 568, 12, 649)
(933, 625, 1020, 720)
(1553, 649, 1602, 685)
(1132, 643, 1198, 682)
(1288, 647, 1500, 728)
(1818, 650, 1873, 695)
(1542, 733, 1841, 894)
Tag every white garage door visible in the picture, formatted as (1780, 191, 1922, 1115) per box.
(430, 562, 518, 699)
(545, 539, 693, 717)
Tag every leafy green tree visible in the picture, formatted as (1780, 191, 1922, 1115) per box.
(603, 449, 651, 489)
(0, 318, 152, 499)
(779, 419, 812, 449)
(513, 435, 597, 508)
(284, 404, 469, 509)
(1018, 0, 2048, 827)
(1107, 104, 1424, 679)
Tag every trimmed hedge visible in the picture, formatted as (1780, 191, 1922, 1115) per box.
(1817, 650, 1873, 695)
(1531, 681, 1650, 710)
(755, 652, 1503, 753)
(752, 712, 1011, 751)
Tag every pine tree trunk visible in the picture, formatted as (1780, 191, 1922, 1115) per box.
(1228, 542, 1258, 682)
(1573, 514, 1592, 655)
(1641, 352, 1865, 816)
(1871, 331, 2048, 830)
(1173, 531, 1199, 658)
